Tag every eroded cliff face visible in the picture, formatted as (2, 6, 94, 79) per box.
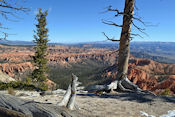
(0, 52, 33, 63)
(103, 58, 175, 94)
(0, 62, 33, 78)
(0, 44, 175, 94)
(0, 45, 118, 78)
(0, 45, 118, 90)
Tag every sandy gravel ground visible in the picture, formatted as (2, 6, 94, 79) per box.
(1, 90, 175, 117)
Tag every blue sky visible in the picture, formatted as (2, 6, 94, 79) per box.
(2, 0, 175, 43)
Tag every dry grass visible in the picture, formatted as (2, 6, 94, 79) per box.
(8, 87, 16, 96)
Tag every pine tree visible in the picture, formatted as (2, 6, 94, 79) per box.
(31, 9, 49, 89)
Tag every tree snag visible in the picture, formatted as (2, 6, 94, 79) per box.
(114, 0, 136, 92)
(89, 0, 155, 95)
(58, 73, 79, 110)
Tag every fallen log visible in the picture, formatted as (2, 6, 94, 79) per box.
(0, 74, 83, 117)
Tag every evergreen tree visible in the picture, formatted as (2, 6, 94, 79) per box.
(31, 9, 49, 88)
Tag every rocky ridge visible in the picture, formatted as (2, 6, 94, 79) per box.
(0, 44, 175, 94)
(103, 58, 175, 94)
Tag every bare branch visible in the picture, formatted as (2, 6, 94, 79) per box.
(101, 5, 124, 16)
(0, 0, 30, 40)
(107, 5, 124, 17)
(0, 10, 21, 21)
(0, 0, 29, 12)
(0, 31, 8, 40)
(131, 21, 149, 36)
(129, 36, 134, 41)
(102, 19, 123, 27)
(132, 16, 146, 26)
(102, 32, 120, 42)
(130, 33, 143, 38)
(102, 4, 153, 40)
(134, 2, 139, 11)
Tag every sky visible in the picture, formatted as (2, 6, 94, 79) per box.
(2, 0, 175, 43)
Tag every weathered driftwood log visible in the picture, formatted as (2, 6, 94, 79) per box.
(58, 73, 79, 110)
(0, 74, 83, 117)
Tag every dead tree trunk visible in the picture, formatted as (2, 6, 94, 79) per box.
(0, 74, 83, 117)
(114, 0, 137, 91)
(104, 0, 139, 92)
(118, 0, 134, 81)
(58, 73, 79, 110)
(109, 0, 153, 94)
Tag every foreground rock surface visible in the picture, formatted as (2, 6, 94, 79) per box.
(0, 93, 86, 117)
(1, 90, 174, 117)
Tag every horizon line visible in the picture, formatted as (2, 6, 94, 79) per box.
(2, 39, 175, 44)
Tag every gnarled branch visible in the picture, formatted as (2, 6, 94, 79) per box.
(0, 31, 8, 40)
(102, 19, 123, 27)
(131, 33, 143, 38)
(102, 32, 120, 42)
(107, 5, 124, 17)
(131, 21, 149, 36)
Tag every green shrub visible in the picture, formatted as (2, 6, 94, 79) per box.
(160, 88, 171, 96)
(26, 77, 31, 84)
(0, 81, 47, 91)
(37, 83, 48, 91)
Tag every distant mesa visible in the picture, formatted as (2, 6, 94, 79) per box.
(0, 40, 64, 46)
(0, 40, 35, 45)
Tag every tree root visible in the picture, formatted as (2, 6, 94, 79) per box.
(86, 76, 156, 96)
(118, 77, 156, 96)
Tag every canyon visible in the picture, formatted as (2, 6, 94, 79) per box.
(0, 44, 174, 94)
(103, 58, 175, 94)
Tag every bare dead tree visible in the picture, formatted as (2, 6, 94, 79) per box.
(0, 0, 30, 40)
(88, 0, 155, 95)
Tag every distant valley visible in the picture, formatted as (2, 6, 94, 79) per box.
(1, 40, 174, 64)
(73, 41, 175, 64)
(0, 41, 175, 94)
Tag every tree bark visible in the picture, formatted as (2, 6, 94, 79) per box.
(117, 0, 134, 81)
(105, 0, 138, 92)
